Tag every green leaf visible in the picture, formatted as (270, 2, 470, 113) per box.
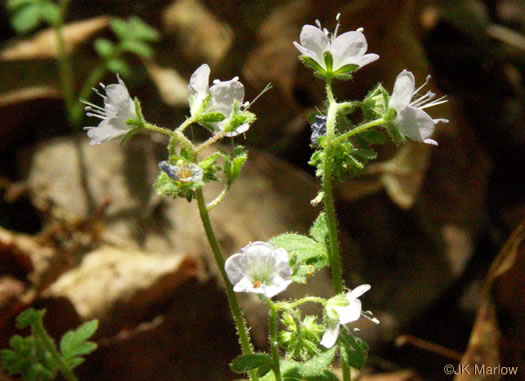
(339, 330, 369, 370)
(297, 347, 337, 377)
(109, 18, 129, 40)
(230, 353, 273, 374)
(120, 39, 154, 58)
(271, 233, 328, 283)
(38, 2, 60, 25)
(11, 4, 41, 33)
(127, 17, 160, 41)
(106, 58, 131, 76)
(7, 0, 35, 11)
(94, 38, 115, 58)
(16, 308, 45, 329)
(309, 213, 328, 244)
(60, 320, 98, 369)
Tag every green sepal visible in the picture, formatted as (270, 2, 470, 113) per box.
(333, 63, 359, 77)
(384, 121, 406, 146)
(339, 330, 369, 370)
(222, 146, 248, 185)
(38, 2, 60, 25)
(198, 112, 227, 123)
(322, 51, 333, 72)
(299, 56, 325, 74)
(230, 353, 273, 374)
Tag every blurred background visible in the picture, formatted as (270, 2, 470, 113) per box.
(0, 0, 524, 380)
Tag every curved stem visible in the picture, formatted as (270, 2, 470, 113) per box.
(267, 301, 282, 381)
(176, 117, 196, 133)
(333, 118, 385, 144)
(144, 123, 195, 157)
(196, 130, 227, 153)
(195, 189, 258, 381)
(276, 296, 326, 310)
(206, 184, 230, 211)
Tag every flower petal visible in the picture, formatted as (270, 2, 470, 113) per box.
(84, 119, 128, 145)
(298, 25, 329, 66)
(353, 53, 379, 69)
(320, 321, 340, 348)
(224, 253, 247, 285)
(390, 70, 415, 111)
(337, 299, 362, 324)
(331, 30, 367, 70)
(348, 284, 371, 300)
(262, 278, 293, 298)
(395, 105, 436, 143)
(189, 64, 211, 114)
(210, 79, 244, 115)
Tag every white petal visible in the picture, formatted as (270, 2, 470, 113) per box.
(395, 105, 436, 142)
(348, 284, 371, 300)
(390, 70, 415, 111)
(262, 278, 292, 298)
(331, 31, 367, 70)
(224, 253, 246, 285)
(189, 64, 211, 113)
(337, 299, 362, 324)
(233, 276, 260, 294)
(354, 53, 380, 69)
(320, 321, 340, 348)
(223, 123, 250, 137)
(210, 79, 244, 115)
(105, 78, 132, 110)
(300, 25, 329, 56)
(84, 119, 128, 145)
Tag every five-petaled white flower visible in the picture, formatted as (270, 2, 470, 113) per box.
(188, 64, 250, 137)
(321, 284, 372, 348)
(389, 70, 448, 146)
(294, 15, 379, 73)
(225, 241, 292, 298)
(83, 75, 137, 145)
(158, 161, 203, 183)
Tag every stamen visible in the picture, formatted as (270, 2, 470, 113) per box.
(333, 14, 341, 39)
(80, 99, 106, 112)
(356, 27, 364, 33)
(336, 13, 341, 21)
(92, 88, 107, 99)
(419, 96, 448, 109)
(361, 312, 380, 324)
(315, 19, 322, 28)
(213, 79, 220, 84)
(85, 112, 105, 120)
(411, 91, 436, 107)
(247, 82, 272, 108)
(99, 82, 106, 89)
(232, 76, 239, 81)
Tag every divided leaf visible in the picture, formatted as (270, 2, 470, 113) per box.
(60, 320, 99, 369)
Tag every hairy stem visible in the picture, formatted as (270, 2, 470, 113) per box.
(268, 301, 282, 381)
(195, 189, 258, 381)
(323, 81, 351, 381)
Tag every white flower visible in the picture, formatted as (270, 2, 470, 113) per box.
(389, 70, 448, 146)
(83, 75, 137, 145)
(294, 15, 379, 73)
(188, 64, 249, 137)
(321, 284, 371, 348)
(225, 241, 292, 298)
(158, 161, 203, 183)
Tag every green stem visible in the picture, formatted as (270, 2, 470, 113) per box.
(144, 123, 195, 157)
(195, 189, 258, 381)
(333, 118, 385, 144)
(324, 81, 351, 381)
(195, 129, 228, 153)
(55, 0, 76, 128)
(33, 322, 78, 381)
(276, 296, 326, 310)
(175, 117, 196, 133)
(267, 301, 282, 381)
(206, 184, 230, 211)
